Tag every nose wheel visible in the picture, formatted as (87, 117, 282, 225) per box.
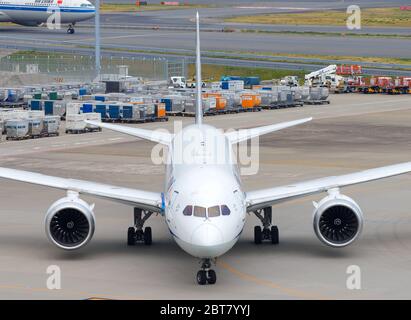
(127, 208, 153, 246)
(196, 259, 217, 285)
(253, 207, 279, 244)
(67, 25, 75, 34)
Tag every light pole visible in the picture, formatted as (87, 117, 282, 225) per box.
(95, 0, 101, 79)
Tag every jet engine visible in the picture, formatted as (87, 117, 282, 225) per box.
(313, 192, 363, 247)
(45, 194, 95, 250)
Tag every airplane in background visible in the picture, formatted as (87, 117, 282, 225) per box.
(2, 13, 411, 285)
(0, 0, 95, 34)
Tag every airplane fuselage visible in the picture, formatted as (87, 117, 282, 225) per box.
(164, 124, 246, 259)
(0, 0, 95, 26)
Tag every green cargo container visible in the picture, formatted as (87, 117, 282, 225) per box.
(33, 93, 42, 100)
(49, 91, 58, 100)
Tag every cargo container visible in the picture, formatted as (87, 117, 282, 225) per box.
(85, 113, 102, 131)
(66, 114, 87, 133)
(44, 100, 54, 115)
(6, 119, 29, 140)
(240, 93, 261, 109)
(66, 102, 82, 115)
(42, 116, 60, 136)
(155, 103, 166, 118)
(78, 88, 88, 96)
(108, 104, 121, 119)
(305, 87, 330, 104)
(53, 101, 66, 117)
(82, 103, 94, 113)
(48, 91, 59, 100)
(28, 110, 45, 119)
(203, 93, 227, 110)
(28, 118, 44, 137)
(29, 99, 43, 110)
(122, 105, 134, 120)
(94, 104, 108, 119)
(221, 80, 244, 91)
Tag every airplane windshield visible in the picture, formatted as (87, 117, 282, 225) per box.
(208, 206, 220, 217)
(193, 206, 206, 218)
(183, 205, 230, 217)
(183, 205, 193, 216)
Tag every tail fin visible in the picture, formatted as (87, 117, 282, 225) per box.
(195, 12, 203, 125)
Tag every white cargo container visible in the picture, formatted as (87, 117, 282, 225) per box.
(28, 110, 45, 119)
(52, 100, 66, 117)
(28, 118, 44, 137)
(66, 113, 87, 132)
(43, 115, 60, 136)
(6, 119, 29, 140)
(84, 113, 102, 131)
(66, 102, 82, 115)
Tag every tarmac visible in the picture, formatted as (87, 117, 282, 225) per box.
(1, 93, 411, 299)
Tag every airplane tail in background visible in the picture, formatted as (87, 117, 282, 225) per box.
(195, 12, 203, 126)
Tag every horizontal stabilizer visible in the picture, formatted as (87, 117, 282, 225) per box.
(85, 121, 173, 145)
(225, 117, 312, 144)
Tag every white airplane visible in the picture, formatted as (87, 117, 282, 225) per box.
(0, 0, 95, 34)
(2, 13, 411, 286)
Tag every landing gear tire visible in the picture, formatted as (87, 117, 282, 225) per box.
(127, 227, 135, 246)
(67, 25, 75, 34)
(197, 270, 207, 285)
(206, 270, 217, 285)
(144, 227, 152, 245)
(254, 226, 262, 244)
(127, 208, 153, 245)
(271, 225, 279, 245)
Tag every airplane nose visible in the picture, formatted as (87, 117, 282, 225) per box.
(191, 223, 223, 246)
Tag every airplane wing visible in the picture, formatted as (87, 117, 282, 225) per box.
(225, 117, 312, 144)
(246, 162, 411, 211)
(85, 121, 173, 146)
(0, 167, 163, 212)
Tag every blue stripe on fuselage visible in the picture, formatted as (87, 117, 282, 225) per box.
(0, 5, 95, 13)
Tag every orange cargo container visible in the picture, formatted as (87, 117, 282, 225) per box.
(241, 93, 261, 109)
(156, 103, 166, 117)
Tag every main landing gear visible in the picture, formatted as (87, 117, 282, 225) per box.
(127, 208, 153, 246)
(253, 207, 279, 245)
(196, 258, 217, 285)
(67, 24, 75, 34)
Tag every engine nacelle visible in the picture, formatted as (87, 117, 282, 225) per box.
(45, 194, 95, 250)
(313, 192, 363, 247)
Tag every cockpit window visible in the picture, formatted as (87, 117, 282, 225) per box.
(208, 206, 220, 217)
(221, 205, 231, 216)
(183, 205, 192, 216)
(193, 206, 206, 218)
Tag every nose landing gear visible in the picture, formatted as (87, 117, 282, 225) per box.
(67, 24, 75, 34)
(196, 258, 217, 285)
(253, 207, 279, 244)
(127, 208, 153, 246)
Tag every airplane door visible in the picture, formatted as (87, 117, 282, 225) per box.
(166, 190, 179, 229)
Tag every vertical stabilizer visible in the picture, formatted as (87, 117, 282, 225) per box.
(195, 12, 203, 125)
